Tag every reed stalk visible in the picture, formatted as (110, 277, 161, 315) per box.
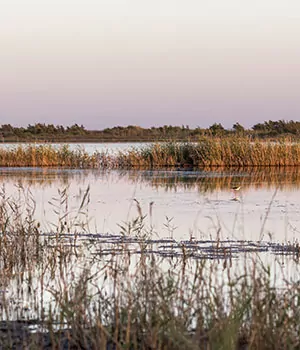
(0, 189, 300, 349)
(2, 138, 300, 168)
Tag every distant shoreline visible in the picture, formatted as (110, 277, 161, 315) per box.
(0, 139, 151, 144)
(0, 120, 300, 143)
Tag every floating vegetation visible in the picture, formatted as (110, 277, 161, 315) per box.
(41, 232, 300, 261)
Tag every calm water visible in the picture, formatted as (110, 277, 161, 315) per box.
(2, 158, 300, 321)
(0, 166, 300, 243)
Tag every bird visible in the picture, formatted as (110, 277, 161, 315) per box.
(231, 186, 241, 200)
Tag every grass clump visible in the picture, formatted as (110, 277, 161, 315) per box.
(0, 144, 100, 168)
(122, 137, 300, 168)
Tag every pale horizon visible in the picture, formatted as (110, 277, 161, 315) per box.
(1, 0, 300, 129)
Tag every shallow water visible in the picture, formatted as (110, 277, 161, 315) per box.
(2, 165, 300, 323)
(0, 166, 300, 243)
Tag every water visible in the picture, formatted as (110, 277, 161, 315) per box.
(1, 144, 300, 325)
(0, 166, 299, 243)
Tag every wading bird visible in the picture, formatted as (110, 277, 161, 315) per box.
(231, 186, 241, 200)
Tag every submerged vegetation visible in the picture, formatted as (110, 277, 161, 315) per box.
(1, 188, 300, 349)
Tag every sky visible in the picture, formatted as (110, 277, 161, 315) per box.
(1, 0, 300, 129)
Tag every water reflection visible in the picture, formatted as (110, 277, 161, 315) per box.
(2, 166, 300, 192)
(136, 167, 300, 192)
(0, 167, 100, 188)
(1, 166, 300, 333)
(0, 167, 300, 243)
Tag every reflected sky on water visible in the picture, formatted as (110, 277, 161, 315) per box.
(0, 167, 300, 243)
(2, 166, 300, 322)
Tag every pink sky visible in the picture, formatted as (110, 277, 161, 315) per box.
(1, 0, 300, 129)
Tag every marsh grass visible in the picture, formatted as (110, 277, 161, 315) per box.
(2, 137, 300, 169)
(1, 191, 300, 349)
(121, 137, 300, 168)
(0, 144, 100, 168)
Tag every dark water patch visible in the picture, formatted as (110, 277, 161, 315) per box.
(42, 232, 299, 260)
(0, 321, 117, 350)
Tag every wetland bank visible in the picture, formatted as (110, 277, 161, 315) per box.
(1, 139, 300, 349)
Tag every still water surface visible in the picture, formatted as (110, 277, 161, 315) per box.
(0, 166, 299, 243)
(2, 145, 300, 322)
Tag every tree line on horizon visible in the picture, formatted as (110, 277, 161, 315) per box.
(0, 120, 299, 142)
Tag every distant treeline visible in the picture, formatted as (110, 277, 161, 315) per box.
(0, 120, 300, 142)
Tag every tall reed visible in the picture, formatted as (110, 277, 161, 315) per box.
(122, 138, 300, 168)
(0, 145, 100, 168)
(1, 138, 300, 168)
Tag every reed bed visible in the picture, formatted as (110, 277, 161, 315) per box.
(0, 144, 100, 168)
(0, 189, 300, 349)
(121, 138, 300, 168)
(2, 138, 300, 168)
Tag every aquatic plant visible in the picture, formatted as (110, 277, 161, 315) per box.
(0, 190, 300, 349)
(121, 138, 300, 168)
(1, 137, 300, 168)
(0, 144, 100, 168)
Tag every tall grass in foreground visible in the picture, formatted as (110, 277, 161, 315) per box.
(0, 189, 300, 348)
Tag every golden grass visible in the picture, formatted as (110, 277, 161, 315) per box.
(121, 138, 300, 168)
(1, 138, 300, 168)
(0, 144, 100, 168)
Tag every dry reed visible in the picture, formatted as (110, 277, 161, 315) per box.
(0, 189, 300, 349)
(2, 138, 300, 169)
(121, 138, 300, 168)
